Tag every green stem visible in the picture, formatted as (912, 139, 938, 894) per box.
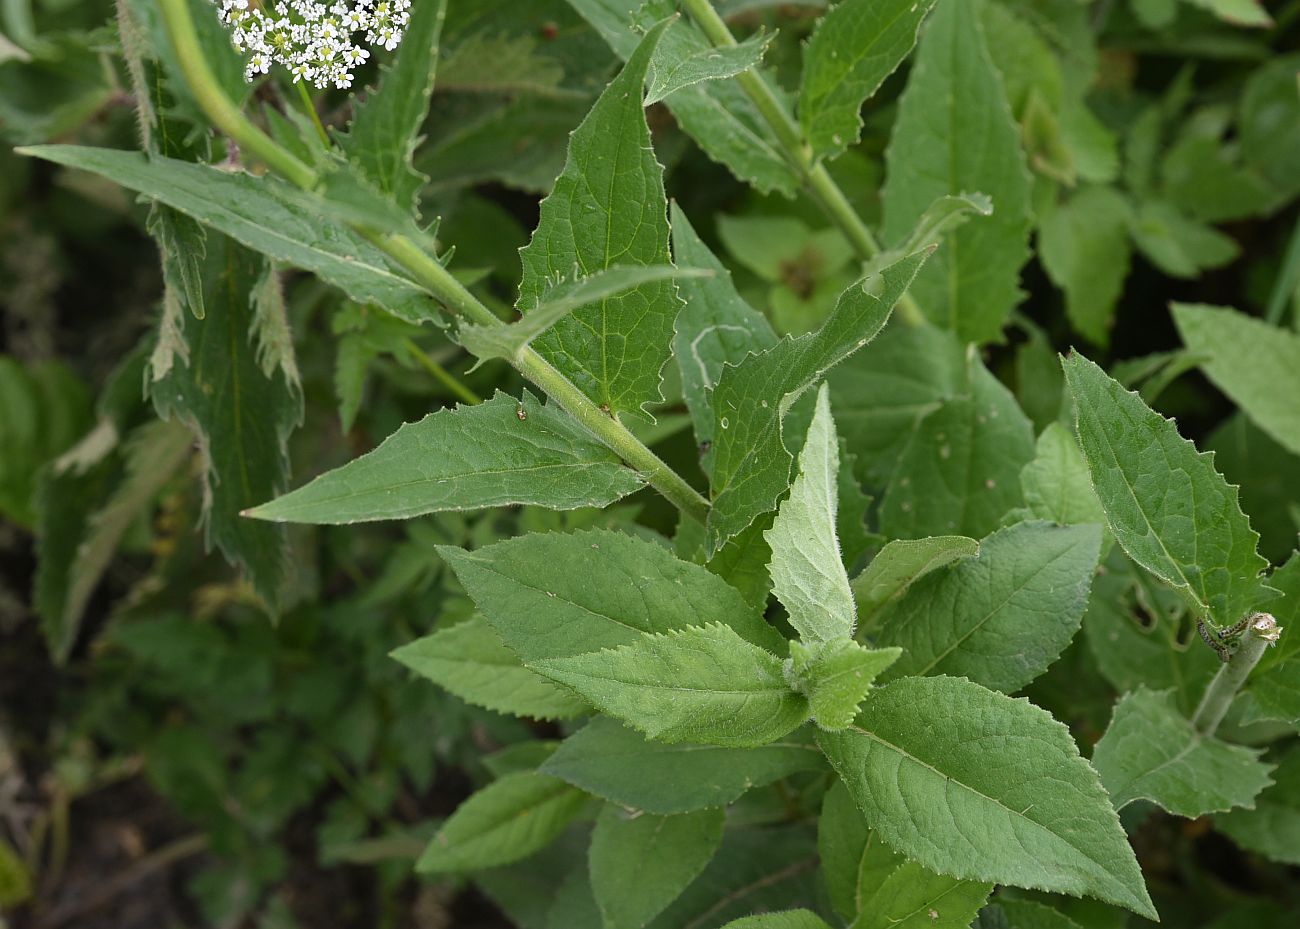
(157, 0, 711, 523)
(1264, 211, 1300, 328)
(401, 336, 481, 405)
(294, 79, 331, 147)
(1191, 613, 1281, 735)
(678, 0, 925, 326)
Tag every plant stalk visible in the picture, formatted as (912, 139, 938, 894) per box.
(401, 337, 481, 405)
(294, 79, 331, 147)
(677, 0, 925, 326)
(1191, 613, 1282, 735)
(156, 0, 711, 523)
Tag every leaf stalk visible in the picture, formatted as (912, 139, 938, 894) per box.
(1190, 613, 1282, 735)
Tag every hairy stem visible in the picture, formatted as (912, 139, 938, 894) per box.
(678, 0, 925, 325)
(156, 0, 711, 523)
(1191, 613, 1282, 735)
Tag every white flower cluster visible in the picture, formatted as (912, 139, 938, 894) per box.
(212, 1, 410, 90)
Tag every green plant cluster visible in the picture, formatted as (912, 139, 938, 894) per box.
(1, 0, 1298, 927)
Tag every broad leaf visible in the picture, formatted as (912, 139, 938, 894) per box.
(1039, 187, 1132, 347)
(1173, 304, 1300, 458)
(1091, 688, 1274, 817)
(881, 0, 1032, 342)
(707, 250, 929, 552)
(540, 718, 824, 815)
(19, 146, 442, 324)
(1062, 352, 1273, 630)
(531, 623, 809, 747)
(517, 19, 680, 417)
(438, 528, 785, 661)
(1019, 423, 1107, 532)
(246, 391, 643, 523)
(719, 913, 833, 929)
(336, 0, 446, 215)
(766, 384, 855, 643)
(852, 535, 979, 623)
(670, 204, 777, 473)
(418, 771, 592, 873)
(819, 675, 1156, 918)
(789, 638, 900, 731)
(391, 616, 588, 721)
(590, 805, 724, 929)
(818, 780, 992, 929)
(1215, 743, 1300, 866)
(645, 29, 770, 105)
(879, 358, 1035, 540)
(875, 521, 1101, 692)
(799, 0, 938, 163)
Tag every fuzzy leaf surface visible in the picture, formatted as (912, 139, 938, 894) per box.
(1215, 743, 1300, 866)
(531, 623, 809, 747)
(1091, 688, 1274, 817)
(1062, 352, 1273, 629)
(247, 392, 642, 523)
(790, 639, 900, 731)
(1019, 423, 1107, 531)
(540, 718, 823, 815)
(645, 29, 770, 105)
(819, 676, 1155, 917)
(852, 536, 980, 623)
(799, 0, 938, 163)
(875, 521, 1101, 692)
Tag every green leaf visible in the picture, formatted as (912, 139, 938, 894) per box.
(1173, 304, 1300, 458)
(540, 718, 824, 815)
(1061, 352, 1273, 630)
(1019, 423, 1107, 532)
(789, 638, 900, 731)
(391, 616, 588, 721)
(875, 521, 1101, 692)
(880, 0, 1031, 343)
(517, 19, 679, 417)
(1215, 743, 1300, 866)
(766, 384, 855, 643)
(645, 29, 770, 105)
(1038, 187, 1132, 347)
(569, 0, 798, 196)
(1091, 688, 1274, 817)
(417, 771, 592, 873)
(1247, 659, 1300, 726)
(590, 805, 724, 929)
(148, 237, 302, 609)
(851, 535, 980, 624)
(799, 0, 938, 163)
(531, 623, 808, 748)
(707, 250, 929, 553)
(19, 146, 442, 325)
(1183, 0, 1273, 28)
(246, 391, 643, 523)
(438, 528, 784, 662)
(336, 0, 446, 215)
(1128, 200, 1238, 280)
(670, 203, 777, 473)
(818, 780, 992, 929)
(819, 675, 1156, 918)
(719, 913, 833, 929)
(879, 358, 1035, 540)
(463, 265, 707, 363)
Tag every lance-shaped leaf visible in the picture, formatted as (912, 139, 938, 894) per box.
(818, 675, 1156, 918)
(590, 805, 725, 929)
(1039, 186, 1133, 347)
(670, 204, 778, 473)
(569, 0, 798, 196)
(462, 266, 707, 363)
(540, 718, 824, 815)
(789, 639, 900, 731)
(531, 623, 808, 747)
(800, 0, 939, 163)
(517, 19, 679, 418)
(18, 146, 441, 325)
(818, 781, 992, 928)
(880, 0, 1031, 342)
(391, 616, 588, 721)
(1062, 352, 1274, 630)
(248, 391, 642, 523)
(1215, 743, 1300, 866)
(1091, 688, 1274, 818)
(149, 237, 302, 609)
(707, 250, 929, 553)
(875, 521, 1100, 692)
(336, 0, 446, 215)
(766, 385, 855, 643)
(851, 536, 979, 623)
(645, 29, 770, 105)
(417, 771, 592, 873)
(1173, 303, 1300, 458)
(437, 528, 785, 661)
